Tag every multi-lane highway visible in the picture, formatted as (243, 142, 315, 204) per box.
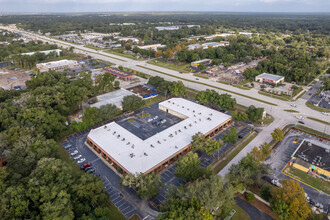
(2, 26, 328, 177)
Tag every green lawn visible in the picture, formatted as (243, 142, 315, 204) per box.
(104, 50, 140, 60)
(144, 95, 166, 106)
(305, 101, 330, 113)
(258, 91, 291, 101)
(307, 116, 330, 126)
(295, 124, 330, 139)
(193, 73, 209, 79)
(284, 109, 300, 113)
(284, 167, 330, 195)
(229, 204, 250, 220)
(137, 65, 277, 106)
(147, 60, 190, 73)
(212, 132, 257, 174)
(106, 201, 126, 220)
(84, 45, 102, 50)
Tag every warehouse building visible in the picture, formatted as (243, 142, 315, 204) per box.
(191, 59, 212, 68)
(21, 49, 62, 56)
(90, 88, 136, 109)
(87, 98, 232, 176)
(137, 44, 165, 51)
(255, 73, 284, 85)
(290, 139, 330, 178)
(36, 59, 78, 72)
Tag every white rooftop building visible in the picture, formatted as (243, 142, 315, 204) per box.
(91, 89, 136, 110)
(21, 49, 62, 56)
(36, 59, 78, 72)
(87, 98, 232, 176)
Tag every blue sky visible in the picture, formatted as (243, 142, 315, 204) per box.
(0, 0, 329, 13)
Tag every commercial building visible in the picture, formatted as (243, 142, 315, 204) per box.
(21, 49, 62, 56)
(188, 41, 230, 50)
(155, 26, 180, 31)
(103, 67, 135, 80)
(137, 44, 165, 51)
(255, 73, 284, 85)
(36, 59, 78, 72)
(90, 88, 136, 110)
(290, 139, 330, 178)
(239, 32, 253, 37)
(191, 59, 212, 68)
(87, 98, 232, 176)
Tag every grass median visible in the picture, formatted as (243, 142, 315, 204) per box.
(137, 65, 277, 106)
(211, 131, 258, 174)
(305, 102, 330, 113)
(258, 91, 291, 101)
(284, 109, 300, 113)
(283, 166, 330, 195)
(307, 116, 330, 126)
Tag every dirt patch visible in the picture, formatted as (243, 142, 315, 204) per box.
(0, 68, 31, 90)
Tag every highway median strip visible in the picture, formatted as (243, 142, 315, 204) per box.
(137, 65, 277, 106)
(307, 116, 330, 126)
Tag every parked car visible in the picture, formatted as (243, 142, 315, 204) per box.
(298, 121, 305, 124)
(86, 168, 95, 173)
(160, 119, 166, 124)
(195, 78, 199, 80)
(77, 158, 86, 164)
(147, 118, 153, 122)
(80, 163, 91, 170)
(70, 150, 78, 156)
(64, 144, 72, 149)
(73, 155, 82, 160)
(153, 116, 158, 120)
(84, 166, 94, 172)
(271, 179, 283, 188)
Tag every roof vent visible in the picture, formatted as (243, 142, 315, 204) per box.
(131, 144, 135, 149)
(163, 139, 166, 141)
(182, 106, 184, 108)
(193, 110, 195, 113)
(175, 146, 178, 149)
(129, 153, 135, 158)
(198, 112, 201, 115)
(104, 125, 107, 129)
(194, 121, 197, 123)
(113, 131, 116, 135)
(189, 124, 192, 127)
(150, 144, 154, 148)
(175, 131, 177, 135)
(199, 118, 201, 121)
(127, 142, 130, 145)
(209, 113, 212, 116)
(184, 126, 187, 129)
(178, 129, 181, 132)
(157, 140, 161, 144)
(144, 152, 148, 156)
(117, 135, 120, 138)
(122, 138, 125, 141)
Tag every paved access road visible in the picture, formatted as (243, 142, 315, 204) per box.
(3, 26, 328, 177)
(235, 197, 274, 220)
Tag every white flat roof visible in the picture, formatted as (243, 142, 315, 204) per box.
(88, 98, 231, 176)
(91, 89, 136, 109)
(256, 73, 284, 82)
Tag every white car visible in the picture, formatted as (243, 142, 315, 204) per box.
(73, 155, 82, 160)
(70, 150, 78, 156)
(153, 116, 158, 120)
(147, 118, 153, 122)
(77, 158, 86, 164)
(271, 179, 283, 188)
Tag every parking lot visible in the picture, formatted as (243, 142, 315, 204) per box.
(61, 130, 159, 219)
(117, 102, 182, 140)
(264, 129, 330, 211)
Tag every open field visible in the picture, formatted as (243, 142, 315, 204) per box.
(147, 60, 190, 73)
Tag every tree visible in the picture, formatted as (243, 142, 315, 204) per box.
(271, 179, 311, 220)
(168, 81, 186, 96)
(227, 153, 270, 187)
(271, 128, 284, 141)
(231, 110, 248, 121)
(246, 105, 264, 121)
(205, 138, 222, 155)
(136, 173, 163, 199)
(175, 152, 210, 181)
(159, 197, 213, 220)
(175, 175, 236, 216)
(122, 95, 145, 112)
(191, 132, 206, 152)
(223, 128, 238, 144)
(251, 142, 272, 162)
(199, 64, 206, 70)
(82, 107, 100, 126)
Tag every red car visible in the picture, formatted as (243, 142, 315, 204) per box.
(80, 163, 91, 170)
